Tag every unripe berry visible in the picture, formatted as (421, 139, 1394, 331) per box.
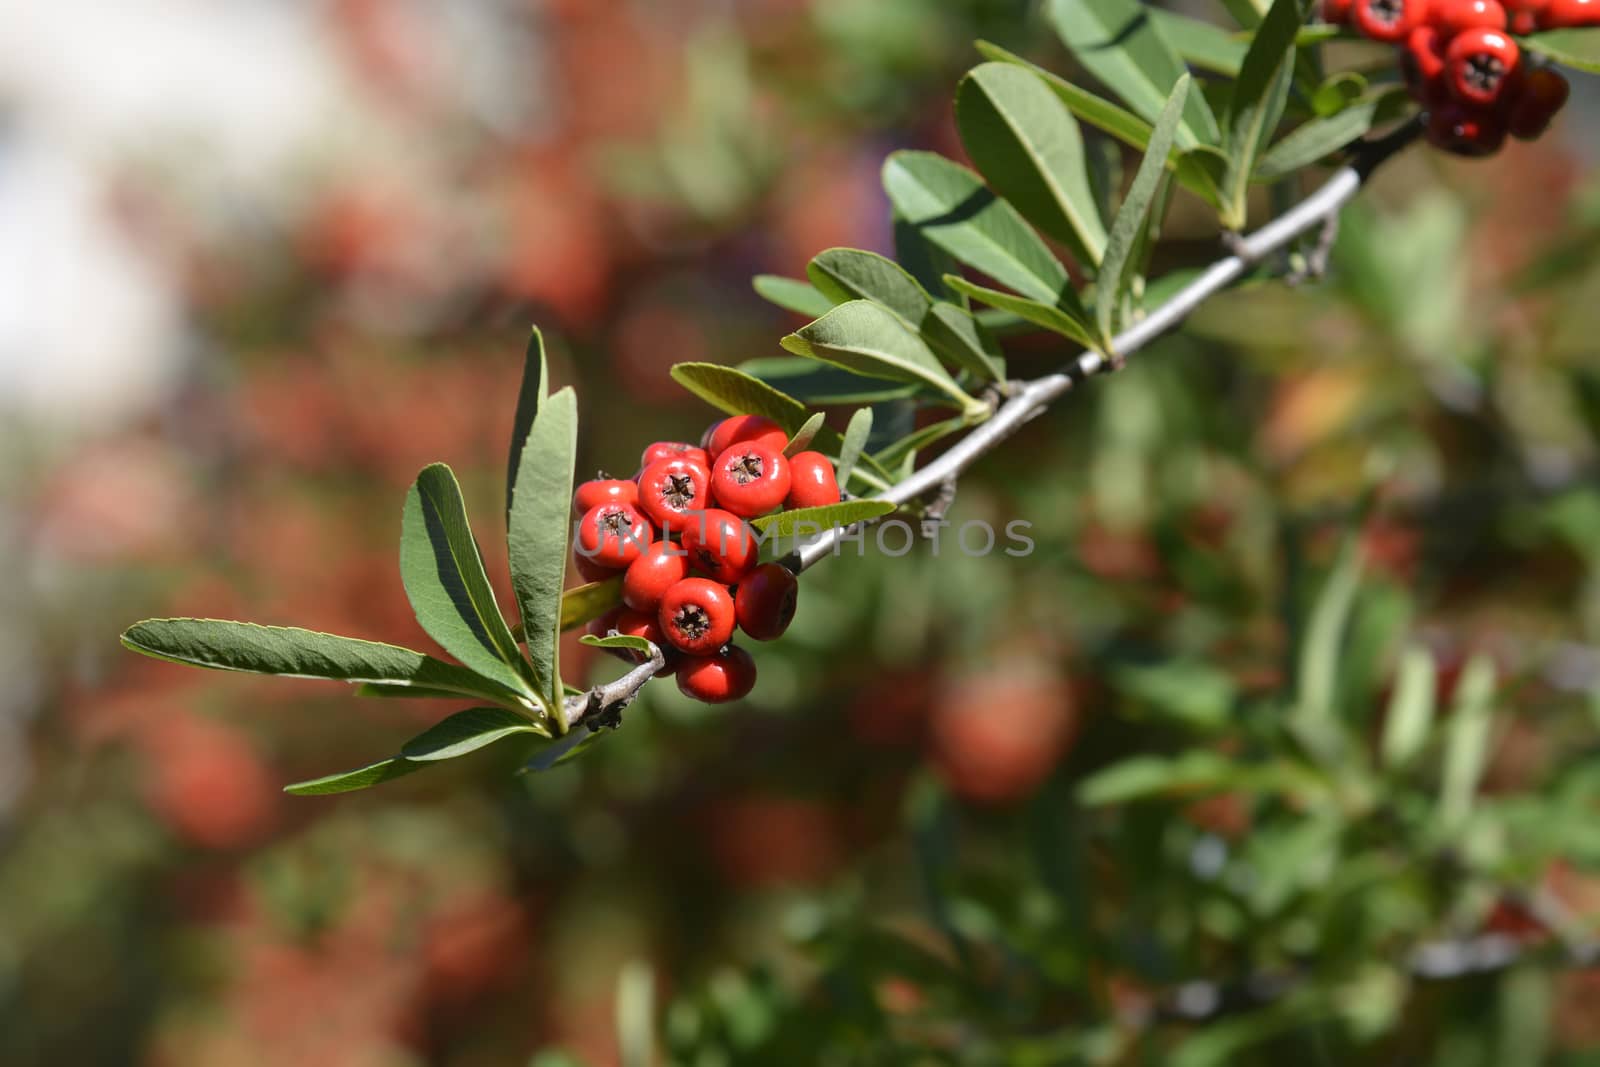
(572, 477, 637, 516)
(640, 441, 709, 470)
(637, 456, 712, 532)
(622, 541, 690, 612)
(1354, 0, 1430, 41)
(705, 415, 789, 458)
(711, 444, 791, 517)
(1446, 28, 1520, 106)
(785, 451, 842, 510)
(734, 563, 799, 641)
(676, 645, 757, 703)
(680, 508, 758, 583)
(576, 502, 653, 569)
(659, 578, 736, 655)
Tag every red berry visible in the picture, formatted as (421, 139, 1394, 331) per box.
(622, 541, 690, 612)
(676, 645, 757, 703)
(658, 578, 736, 655)
(1508, 66, 1571, 138)
(586, 607, 622, 641)
(1321, 0, 1355, 20)
(711, 444, 791, 517)
(1446, 28, 1520, 106)
(572, 477, 637, 516)
(1539, 0, 1600, 25)
(612, 608, 679, 672)
(706, 415, 789, 458)
(574, 550, 620, 583)
(1426, 100, 1507, 156)
(1506, 0, 1549, 30)
(576, 502, 653, 569)
(1432, 0, 1508, 32)
(785, 451, 841, 510)
(680, 508, 759, 583)
(636, 456, 712, 532)
(734, 563, 799, 642)
(640, 441, 709, 470)
(1354, 0, 1430, 40)
(1404, 26, 1451, 103)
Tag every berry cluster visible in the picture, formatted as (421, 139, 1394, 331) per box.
(572, 414, 843, 704)
(1322, 0, 1585, 156)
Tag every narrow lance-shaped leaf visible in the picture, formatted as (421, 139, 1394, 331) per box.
(122, 619, 528, 706)
(1046, 0, 1222, 150)
(807, 248, 932, 329)
(506, 327, 548, 521)
(835, 407, 873, 488)
(508, 386, 578, 720)
(1522, 29, 1600, 74)
(781, 301, 985, 415)
(752, 274, 835, 318)
(1222, 0, 1306, 227)
(284, 757, 426, 797)
(1253, 96, 1387, 181)
(922, 303, 1006, 383)
(944, 276, 1098, 350)
(670, 362, 810, 429)
(749, 500, 895, 538)
(955, 63, 1108, 268)
(560, 575, 624, 632)
(873, 415, 968, 469)
(1291, 536, 1363, 763)
(580, 633, 657, 655)
(1437, 655, 1498, 830)
(736, 358, 920, 406)
(400, 707, 547, 761)
(1148, 9, 1250, 75)
(1381, 645, 1437, 771)
(401, 463, 533, 699)
(1099, 75, 1190, 346)
(784, 412, 827, 456)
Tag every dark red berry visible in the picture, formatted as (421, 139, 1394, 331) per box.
(1508, 66, 1570, 138)
(711, 444, 791, 517)
(1432, 0, 1508, 32)
(622, 541, 690, 612)
(680, 508, 758, 583)
(576, 502, 653, 569)
(1354, 0, 1429, 40)
(637, 456, 712, 532)
(784, 451, 841, 510)
(1404, 25, 1450, 102)
(573, 477, 637, 516)
(735, 563, 799, 642)
(1538, 0, 1600, 26)
(676, 645, 757, 703)
(1426, 100, 1507, 156)
(640, 441, 710, 470)
(658, 578, 736, 655)
(575, 550, 620, 583)
(1446, 28, 1520, 106)
(705, 415, 789, 458)
(612, 608, 679, 673)
(1321, 0, 1355, 20)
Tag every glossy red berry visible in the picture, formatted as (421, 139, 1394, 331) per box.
(640, 441, 710, 470)
(1426, 100, 1507, 156)
(1354, 0, 1430, 41)
(786, 451, 841, 510)
(1404, 26, 1451, 102)
(636, 456, 712, 532)
(705, 415, 789, 458)
(572, 477, 637, 516)
(1538, 0, 1600, 25)
(1447, 28, 1520, 106)
(622, 541, 690, 612)
(1508, 66, 1571, 138)
(711, 444, 791, 517)
(1505, 0, 1547, 29)
(1321, 0, 1355, 20)
(658, 578, 736, 655)
(576, 502, 653, 569)
(680, 508, 759, 583)
(1432, 0, 1508, 32)
(734, 563, 799, 642)
(676, 645, 757, 704)
(574, 550, 620, 583)
(612, 608, 679, 672)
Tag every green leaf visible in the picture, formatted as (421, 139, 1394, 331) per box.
(1523, 29, 1600, 74)
(121, 619, 529, 706)
(560, 575, 624, 632)
(354, 683, 472, 701)
(616, 960, 656, 1067)
(525, 727, 603, 771)
(781, 301, 982, 413)
(1254, 97, 1383, 181)
(1292, 536, 1363, 763)
(1222, 0, 1305, 228)
(401, 463, 533, 699)
(1112, 659, 1238, 730)
(506, 327, 548, 521)
(922, 303, 1006, 383)
(881, 151, 1072, 306)
(508, 386, 578, 720)
(1438, 655, 1498, 830)
(401, 707, 546, 761)
(973, 42, 1224, 208)
(1380, 645, 1436, 771)
(1149, 9, 1249, 75)
(872, 415, 967, 468)
(580, 633, 656, 654)
(752, 274, 834, 317)
(807, 248, 932, 328)
(1311, 72, 1368, 117)
(1099, 75, 1189, 345)
(736, 358, 921, 405)
(783, 412, 827, 456)
(836, 407, 873, 487)
(1046, 0, 1222, 150)
(284, 756, 426, 796)
(749, 499, 896, 538)
(943, 276, 1098, 349)
(1078, 751, 1237, 806)
(670, 362, 810, 430)
(955, 63, 1108, 268)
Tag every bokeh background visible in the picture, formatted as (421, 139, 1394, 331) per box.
(5, 1, 1600, 1063)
